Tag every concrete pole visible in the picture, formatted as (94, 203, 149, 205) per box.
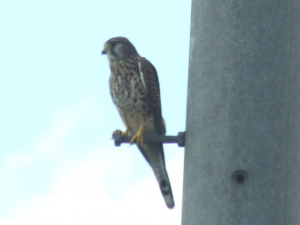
(182, 0, 300, 224)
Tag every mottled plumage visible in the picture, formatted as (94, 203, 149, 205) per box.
(102, 37, 174, 208)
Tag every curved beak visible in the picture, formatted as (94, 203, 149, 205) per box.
(102, 44, 108, 55)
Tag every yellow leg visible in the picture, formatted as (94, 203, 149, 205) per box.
(112, 127, 130, 136)
(130, 126, 144, 146)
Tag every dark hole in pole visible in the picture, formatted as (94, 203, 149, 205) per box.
(236, 174, 245, 183)
(232, 170, 248, 184)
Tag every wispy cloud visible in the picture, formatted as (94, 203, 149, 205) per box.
(0, 96, 184, 224)
(0, 97, 109, 219)
(1, 155, 183, 225)
(34, 97, 103, 157)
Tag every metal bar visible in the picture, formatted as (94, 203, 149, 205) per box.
(182, 0, 300, 224)
(112, 131, 185, 147)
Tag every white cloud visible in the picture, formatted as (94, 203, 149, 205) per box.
(2, 156, 183, 225)
(35, 96, 102, 157)
(0, 96, 106, 205)
(0, 95, 184, 225)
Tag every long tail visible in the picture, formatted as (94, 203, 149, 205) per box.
(138, 143, 174, 209)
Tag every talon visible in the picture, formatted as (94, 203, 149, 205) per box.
(122, 128, 129, 136)
(130, 126, 144, 146)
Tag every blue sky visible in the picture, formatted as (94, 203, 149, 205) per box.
(0, 0, 191, 224)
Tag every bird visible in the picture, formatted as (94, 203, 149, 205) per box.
(102, 36, 174, 209)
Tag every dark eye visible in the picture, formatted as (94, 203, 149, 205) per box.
(110, 42, 116, 47)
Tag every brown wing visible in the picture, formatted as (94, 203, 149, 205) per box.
(139, 57, 166, 135)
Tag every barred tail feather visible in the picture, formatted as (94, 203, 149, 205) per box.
(138, 144, 175, 209)
(154, 168, 175, 209)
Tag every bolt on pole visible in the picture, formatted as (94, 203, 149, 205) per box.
(182, 0, 300, 224)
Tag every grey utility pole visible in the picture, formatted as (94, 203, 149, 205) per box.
(182, 0, 300, 224)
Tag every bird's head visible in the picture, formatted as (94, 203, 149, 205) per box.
(102, 37, 138, 61)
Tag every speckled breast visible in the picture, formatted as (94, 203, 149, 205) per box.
(109, 61, 151, 116)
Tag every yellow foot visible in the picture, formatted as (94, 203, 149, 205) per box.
(130, 126, 144, 146)
(112, 128, 129, 136)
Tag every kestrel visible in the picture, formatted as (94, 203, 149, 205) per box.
(102, 37, 174, 208)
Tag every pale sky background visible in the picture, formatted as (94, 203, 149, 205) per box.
(0, 1, 191, 224)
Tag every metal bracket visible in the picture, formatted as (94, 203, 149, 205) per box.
(112, 131, 186, 147)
